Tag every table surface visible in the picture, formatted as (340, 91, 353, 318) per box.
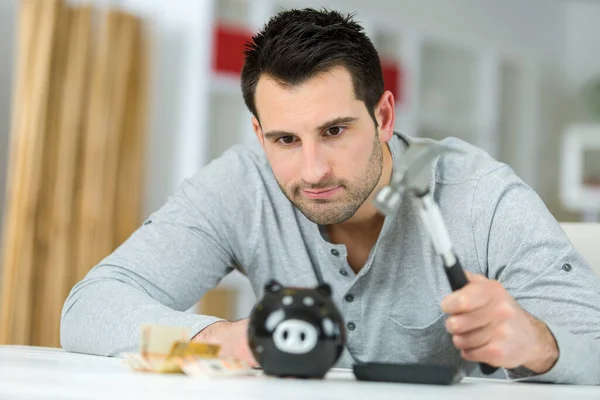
(1, 345, 598, 399)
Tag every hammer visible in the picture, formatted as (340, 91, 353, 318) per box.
(373, 139, 498, 376)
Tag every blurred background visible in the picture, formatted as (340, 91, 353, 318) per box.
(0, 0, 599, 347)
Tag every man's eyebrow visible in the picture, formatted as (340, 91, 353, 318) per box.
(263, 129, 295, 140)
(263, 116, 359, 140)
(315, 116, 358, 132)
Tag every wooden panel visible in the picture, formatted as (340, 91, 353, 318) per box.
(31, 0, 71, 346)
(36, 5, 93, 347)
(76, 10, 137, 278)
(0, 0, 40, 346)
(0, 0, 148, 347)
(0, 0, 60, 345)
(114, 17, 148, 248)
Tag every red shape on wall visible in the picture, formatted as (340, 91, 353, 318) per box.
(381, 58, 403, 104)
(213, 24, 253, 75)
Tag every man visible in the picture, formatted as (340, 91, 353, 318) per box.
(61, 9, 600, 384)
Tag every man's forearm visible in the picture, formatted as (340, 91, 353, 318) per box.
(61, 278, 223, 356)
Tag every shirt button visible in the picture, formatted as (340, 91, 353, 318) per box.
(344, 294, 354, 303)
(562, 263, 572, 272)
(331, 249, 340, 256)
(347, 322, 356, 331)
(339, 269, 348, 276)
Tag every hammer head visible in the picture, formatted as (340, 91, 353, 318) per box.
(373, 139, 463, 216)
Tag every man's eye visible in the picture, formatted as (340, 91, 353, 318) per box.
(325, 126, 345, 136)
(277, 136, 296, 145)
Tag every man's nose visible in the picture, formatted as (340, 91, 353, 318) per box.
(300, 141, 330, 185)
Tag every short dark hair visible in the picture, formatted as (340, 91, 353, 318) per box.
(241, 8, 384, 125)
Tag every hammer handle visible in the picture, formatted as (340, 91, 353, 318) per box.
(445, 257, 499, 376)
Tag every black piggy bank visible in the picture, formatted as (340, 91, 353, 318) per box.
(247, 279, 346, 378)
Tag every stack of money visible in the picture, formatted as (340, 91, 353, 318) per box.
(124, 324, 258, 378)
(124, 325, 221, 374)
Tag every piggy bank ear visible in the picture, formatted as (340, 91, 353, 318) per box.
(264, 279, 283, 293)
(316, 283, 332, 297)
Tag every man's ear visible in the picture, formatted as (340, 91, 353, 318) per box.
(374, 90, 395, 143)
(252, 116, 265, 147)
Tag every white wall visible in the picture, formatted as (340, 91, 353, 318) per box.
(565, 2, 600, 92)
(285, 0, 565, 66)
(566, 0, 600, 111)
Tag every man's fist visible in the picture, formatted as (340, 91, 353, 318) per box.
(440, 271, 559, 373)
(193, 319, 258, 367)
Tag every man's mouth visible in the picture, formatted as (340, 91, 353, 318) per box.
(301, 186, 342, 199)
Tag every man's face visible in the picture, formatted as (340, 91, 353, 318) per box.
(252, 66, 387, 225)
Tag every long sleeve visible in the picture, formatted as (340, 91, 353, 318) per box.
(61, 147, 260, 356)
(472, 165, 600, 385)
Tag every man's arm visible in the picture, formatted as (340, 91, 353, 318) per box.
(471, 165, 600, 384)
(61, 149, 259, 357)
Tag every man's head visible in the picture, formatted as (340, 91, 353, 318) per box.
(241, 8, 395, 225)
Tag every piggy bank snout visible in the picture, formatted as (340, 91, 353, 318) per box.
(272, 319, 318, 354)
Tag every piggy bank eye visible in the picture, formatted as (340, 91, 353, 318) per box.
(302, 296, 315, 306)
(282, 295, 293, 305)
(265, 309, 285, 332)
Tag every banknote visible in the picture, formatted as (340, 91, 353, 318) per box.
(167, 340, 221, 360)
(178, 355, 257, 378)
(125, 324, 221, 374)
(139, 324, 190, 358)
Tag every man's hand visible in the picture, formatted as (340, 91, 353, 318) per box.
(440, 272, 559, 374)
(192, 319, 258, 367)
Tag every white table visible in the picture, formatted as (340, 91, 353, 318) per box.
(1, 346, 598, 399)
